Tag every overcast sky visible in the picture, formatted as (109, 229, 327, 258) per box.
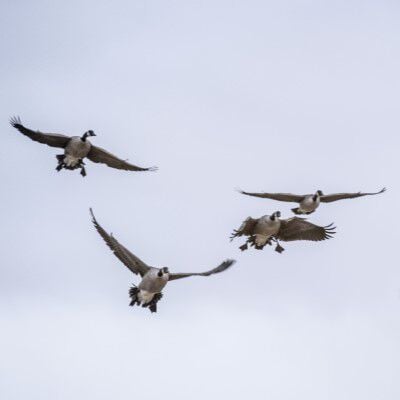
(0, 1, 399, 399)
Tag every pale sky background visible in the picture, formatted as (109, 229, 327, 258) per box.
(0, 1, 399, 399)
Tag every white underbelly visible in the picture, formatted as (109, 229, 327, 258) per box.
(138, 290, 154, 305)
(255, 220, 280, 237)
(300, 202, 318, 212)
(255, 234, 271, 246)
(64, 154, 81, 167)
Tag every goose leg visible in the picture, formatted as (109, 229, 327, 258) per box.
(239, 243, 248, 251)
(56, 154, 65, 172)
(271, 238, 285, 253)
(147, 292, 163, 313)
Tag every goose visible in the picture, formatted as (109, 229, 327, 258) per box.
(90, 209, 235, 313)
(230, 211, 335, 253)
(10, 116, 157, 177)
(238, 188, 386, 215)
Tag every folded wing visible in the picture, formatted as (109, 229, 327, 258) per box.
(10, 116, 70, 148)
(87, 145, 157, 171)
(90, 209, 150, 277)
(276, 217, 335, 242)
(168, 259, 236, 281)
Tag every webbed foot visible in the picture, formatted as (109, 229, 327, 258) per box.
(274, 243, 285, 253)
(239, 243, 248, 251)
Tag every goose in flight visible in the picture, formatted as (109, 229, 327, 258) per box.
(230, 211, 335, 253)
(10, 116, 157, 177)
(90, 209, 235, 313)
(238, 188, 386, 215)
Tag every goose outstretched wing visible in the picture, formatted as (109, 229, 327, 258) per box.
(87, 145, 157, 172)
(90, 209, 150, 277)
(238, 189, 305, 203)
(10, 116, 70, 148)
(320, 188, 386, 203)
(230, 217, 259, 240)
(168, 259, 235, 281)
(276, 217, 335, 242)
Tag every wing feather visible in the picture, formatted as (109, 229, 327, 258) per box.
(168, 259, 235, 281)
(276, 217, 336, 242)
(238, 189, 305, 203)
(10, 116, 70, 148)
(230, 217, 258, 240)
(87, 145, 157, 172)
(90, 209, 150, 277)
(320, 188, 386, 203)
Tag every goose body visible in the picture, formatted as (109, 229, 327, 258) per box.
(137, 268, 169, 304)
(252, 214, 281, 247)
(63, 136, 92, 168)
(297, 194, 321, 214)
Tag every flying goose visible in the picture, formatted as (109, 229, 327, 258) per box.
(10, 116, 157, 177)
(230, 211, 335, 253)
(90, 209, 235, 313)
(238, 188, 386, 215)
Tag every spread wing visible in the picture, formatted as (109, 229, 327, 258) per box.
(320, 188, 386, 203)
(87, 145, 157, 172)
(276, 217, 336, 242)
(90, 209, 150, 277)
(10, 116, 70, 148)
(168, 259, 235, 281)
(230, 217, 259, 240)
(238, 189, 305, 203)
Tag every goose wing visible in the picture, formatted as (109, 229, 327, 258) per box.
(276, 217, 335, 242)
(90, 209, 150, 277)
(87, 145, 157, 172)
(168, 259, 235, 281)
(230, 217, 259, 240)
(238, 189, 305, 203)
(320, 188, 386, 203)
(10, 116, 70, 148)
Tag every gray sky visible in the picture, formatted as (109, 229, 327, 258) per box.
(0, 1, 399, 399)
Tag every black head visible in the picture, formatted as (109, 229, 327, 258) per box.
(270, 211, 281, 220)
(157, 267, 169, 277)
(316, 190, 323, 196)
(81, 130, 96, 141)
